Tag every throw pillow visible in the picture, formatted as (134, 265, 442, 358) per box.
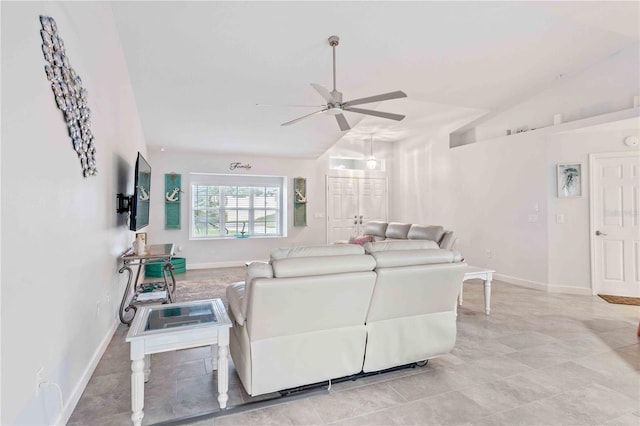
(348, 235, 372, 245)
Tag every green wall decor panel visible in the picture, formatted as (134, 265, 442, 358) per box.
(294, 177, 307, 227)
(165, 173, 181, 229)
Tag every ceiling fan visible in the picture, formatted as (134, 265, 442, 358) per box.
(278, 35, 407, 131)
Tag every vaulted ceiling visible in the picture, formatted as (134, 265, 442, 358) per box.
(111, 1, 639, 158)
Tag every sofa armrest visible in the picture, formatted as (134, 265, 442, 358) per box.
(439, 231, 457, 250)
(226, 281, 246, 325)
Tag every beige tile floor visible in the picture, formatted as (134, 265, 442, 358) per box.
(69, 269, 640, 425)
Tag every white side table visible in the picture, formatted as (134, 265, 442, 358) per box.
(125, 299, 231, 426)
(459, 266, 495, 315)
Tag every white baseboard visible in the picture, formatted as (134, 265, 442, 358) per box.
(61, 317, 119, 425)
(547, 284, 593, 296)
(494, 273, 548, 292)
(495, 273, 593, 295)
(188, 260, 247, 269)
(188, 259, 270, 270)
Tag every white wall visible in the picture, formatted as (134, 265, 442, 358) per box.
(392, 41, 639, 293)
(1, 2, 146, 424)
(453, 42, 639, 145)
(547, 127, 640, 292)
(147, 149, 327, 267)
(146, 136, 396, 267)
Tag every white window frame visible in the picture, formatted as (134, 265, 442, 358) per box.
(189, 173, 287, 240)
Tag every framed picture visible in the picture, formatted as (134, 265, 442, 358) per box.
(557, 163, 582, 198)
(135, 232, 147, 245)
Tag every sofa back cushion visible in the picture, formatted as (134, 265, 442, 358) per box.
(363, 221, 388, 240)
(408, 225, 444, 242)
(271, 244, 363, 260)
(366, 262, 467, 322)
(371, 249, 463, 268)
(272, 254, 375, 278)
(385, 222, 411, 239)
(364, 239, 439, 253)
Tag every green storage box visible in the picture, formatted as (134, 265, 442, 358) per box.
(145, 257, 186, 277)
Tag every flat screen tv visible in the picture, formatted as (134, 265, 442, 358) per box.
(130, 152, 151, 231)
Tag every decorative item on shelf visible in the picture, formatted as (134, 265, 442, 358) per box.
(553, 114, 563, 125)
(235, 222, 250, 238)
(133, 234, 146, 255)
(229, 162, 251, 170)
(293, 177, 307, 227)
(164, 173, 181, 229)
(39, 15, 97, 178)
(145, 257, 186, 277)
(366, 135, 377, 170)
(135, 232, 147, 246)
(557, 163, 582, 198)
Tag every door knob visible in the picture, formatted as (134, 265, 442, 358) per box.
(595, 230, 607, 236)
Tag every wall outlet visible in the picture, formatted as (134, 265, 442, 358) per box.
(527, 214, 539, 223)
(485, 249, 492, 258)
(35, 367, 44, 396)
(556, 214, 565, 224)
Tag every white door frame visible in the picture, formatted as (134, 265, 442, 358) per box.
(588, 150, 638, 295)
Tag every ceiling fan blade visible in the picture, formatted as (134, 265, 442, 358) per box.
(281, 109, 325, 126)
(344, 107, 405, 121)
(310, 83, 335, 103)
(256, 103, 324, 108)
(335, 114, 350, 131)
(342, 90, 407, 108)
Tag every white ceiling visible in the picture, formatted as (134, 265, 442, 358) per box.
(111, 1, 639, 158)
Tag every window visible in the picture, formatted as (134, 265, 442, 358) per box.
(190, 173, 286, 239)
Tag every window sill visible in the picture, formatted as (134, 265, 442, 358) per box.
(189, 235, 287, 241)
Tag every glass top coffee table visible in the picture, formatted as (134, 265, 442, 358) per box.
(126, 299, 231, 426)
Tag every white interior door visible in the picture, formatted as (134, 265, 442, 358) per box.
(326, 176, 388, 243)
(327, 177, 358, 242)
(591, 152, 640, 297)
(359, 178, 388, 225)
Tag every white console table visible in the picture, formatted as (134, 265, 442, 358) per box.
(459, 266, 495, 315)
(126, 298, 231, 426)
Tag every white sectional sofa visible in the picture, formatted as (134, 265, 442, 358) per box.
(226, 241, 466, 397)
(362, 221, 457, 250)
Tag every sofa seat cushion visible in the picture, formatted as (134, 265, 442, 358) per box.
(371, 249, 463, 268)
(271, 244, 364, 260)
(272, 254, 376, 278)
(227, 281, 246, 325)
(408, 225, 444, 242)
(364, 240, 439, 253)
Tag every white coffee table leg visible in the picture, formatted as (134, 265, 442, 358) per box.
(131, 356, 145, 426)
(483, 274, 492, 315)
(144, 354, 151, 383)
(217, 328, 230, 409)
